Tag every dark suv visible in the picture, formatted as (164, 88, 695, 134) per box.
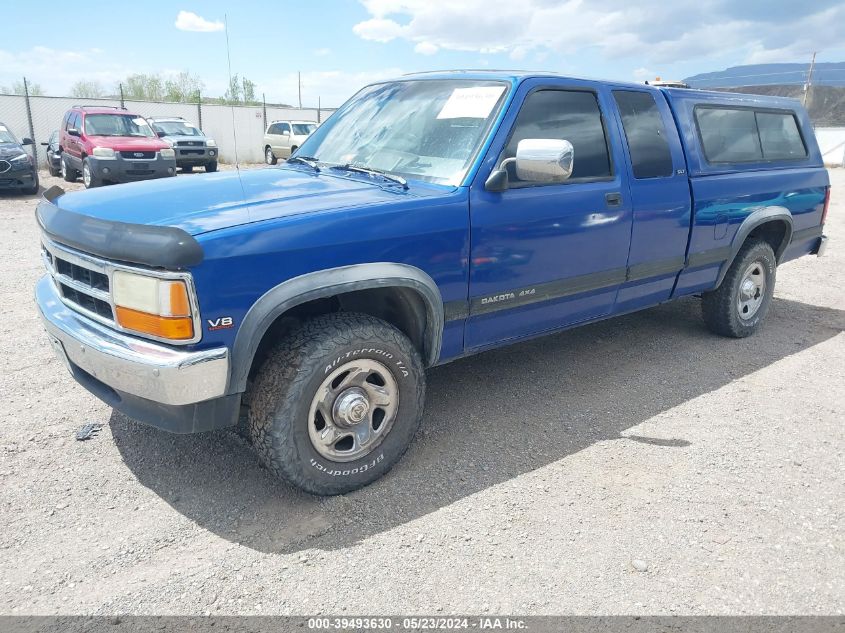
(59, 106, 176, 188)
(0, 122, 38, 195)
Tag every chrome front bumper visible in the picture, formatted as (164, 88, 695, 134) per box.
(36, 274, 228, 406)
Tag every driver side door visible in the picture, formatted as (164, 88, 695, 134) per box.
(465, 80, 633, 350)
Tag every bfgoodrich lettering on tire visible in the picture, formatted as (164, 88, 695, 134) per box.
(702, 238, 776, 338)
(246, 313, 426, 495)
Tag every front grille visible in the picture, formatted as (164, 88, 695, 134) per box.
(42, 240, 115, 325)
(0, 160, 10, 173)
(56, 257, 109, 292)
(178, 149, 204, 155)
(176, 141, 204, 147)
(119, 151, 156, 160)
(59, 283, 113, 319)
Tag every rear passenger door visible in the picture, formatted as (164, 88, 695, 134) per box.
(466, 80, 633, 350)
(610, 89, 691, 311)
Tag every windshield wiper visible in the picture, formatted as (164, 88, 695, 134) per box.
(286, 155, 321, 172)
(331, 164, 408, 189)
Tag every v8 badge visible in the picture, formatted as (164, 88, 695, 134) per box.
(207, 316, 234, 331)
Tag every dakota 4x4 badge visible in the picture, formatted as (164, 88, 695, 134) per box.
(207, 316, 234, 331)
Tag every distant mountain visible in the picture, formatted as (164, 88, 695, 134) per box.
(685, 63, 845, 89)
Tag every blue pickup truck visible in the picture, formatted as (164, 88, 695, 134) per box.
(35, 71, 829, 495)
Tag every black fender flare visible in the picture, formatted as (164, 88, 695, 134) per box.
(715, 206, 793, 287)
(228, 263, 444, 394)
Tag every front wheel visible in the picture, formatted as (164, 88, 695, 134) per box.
(246, 313, 426, 495)
(265, 146, 277, 165)
(702, 238, 776, 338)
(205, 161, 218, 172)
(82, 158, 100, 189)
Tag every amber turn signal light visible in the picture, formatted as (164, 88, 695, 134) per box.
(115, 306, 194, 340)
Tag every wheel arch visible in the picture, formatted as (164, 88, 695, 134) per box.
(716, 206, 793, 287)
(228, 263, 444, 394)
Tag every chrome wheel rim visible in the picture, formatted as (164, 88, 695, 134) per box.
(265, 148, 274, 164)
(308, 359, 398, 463)
(60, 159, 66, 178)
(737, 261, 766, 320)
(83, 163, 91, 187)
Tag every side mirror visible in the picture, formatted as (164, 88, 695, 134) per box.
(68, 128, 80, 137)
(41, 142, 49, 147)
(513, 138, 574, 182)
(282, 130, 290, 136)
(156, 131, 166, 138)
(22, 137, 33, 146)
(485, 139, 574, 192)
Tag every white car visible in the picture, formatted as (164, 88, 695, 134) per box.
(263, 120, 317, 164)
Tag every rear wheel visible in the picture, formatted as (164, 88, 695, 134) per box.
(246, 313, 426, 495)
(701, 238, 776, 338)
(265, 146, 277, 165)
(61, 156, 77, 182)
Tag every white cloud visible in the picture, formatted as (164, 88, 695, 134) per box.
(0, 47, 136, 95)
(352, 0, 845, 66)
(174, 10, 224, 33)
(414, 42, 438, 55)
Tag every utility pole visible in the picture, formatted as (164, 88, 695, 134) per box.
(298, 71, 302, 109)
(803, 51, 817, 107)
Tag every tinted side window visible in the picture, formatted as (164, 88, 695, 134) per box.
(505, 89, 611, 183)
(695, 107, 762, 163)
(757, 112, 806, 160)
(613, 90, 673, 179)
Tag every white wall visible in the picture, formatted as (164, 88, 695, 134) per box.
(0, 94, 330, 166)
(816, 127, 845, 167)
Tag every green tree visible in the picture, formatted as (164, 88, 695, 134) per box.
(0, 80, 44, 96)
(242, 77, 257, 104)
(70, 80, 104, 99)
(122, 73, 163, 101)
(223, 73, 242, 103)
(164, 72, 204, 103)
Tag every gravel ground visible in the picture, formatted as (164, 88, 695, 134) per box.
(0, 167, 842, 616)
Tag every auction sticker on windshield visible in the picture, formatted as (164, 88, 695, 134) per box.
(437, 86, 505, 119)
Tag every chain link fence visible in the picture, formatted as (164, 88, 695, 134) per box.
(0, 89, 333, 167)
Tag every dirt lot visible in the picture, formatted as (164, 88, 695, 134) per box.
(0, 167, 842, 616)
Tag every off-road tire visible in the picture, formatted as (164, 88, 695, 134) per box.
(61, 156, 77, 182)
(265, 146, 277, 165)
(246, 313, 426, 495)
(702, 238, 776, 338)
(205, 161, 218, 173)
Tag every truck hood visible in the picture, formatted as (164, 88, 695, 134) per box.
(0, 142, 27, 158)
(52, 166, 449, 236)
(86, 135, 170, 152)
(162, 134, 210, 145)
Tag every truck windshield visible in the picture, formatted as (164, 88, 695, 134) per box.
(0, 129, 17, 144)
(84, 114, 155, 138)
(297, 79, 509, 186)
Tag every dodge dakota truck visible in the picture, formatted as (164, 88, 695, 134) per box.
(35, 71, 829, 495)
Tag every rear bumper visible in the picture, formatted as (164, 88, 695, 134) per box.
(36, 274, 238, 432)
(87, 156, 176, 183)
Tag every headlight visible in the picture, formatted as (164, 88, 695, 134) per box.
(92, 147, 116, 159)
(10, 152, 30, 163)
(112, 271, 194, 340)
(160, 148, 175, 159)
(205, 139, 217, 147)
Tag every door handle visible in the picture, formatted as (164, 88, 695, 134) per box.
(605, 192, 622, 208)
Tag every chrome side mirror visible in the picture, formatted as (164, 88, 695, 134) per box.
(485, 138, 575, 192)
(513, 138, 574, 182)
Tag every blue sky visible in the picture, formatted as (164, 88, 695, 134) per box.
(2, 0, 844, 107)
